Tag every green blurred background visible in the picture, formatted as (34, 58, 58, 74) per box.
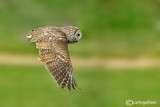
(0, 0, 160, 107)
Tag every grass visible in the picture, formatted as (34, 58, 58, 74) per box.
(0, 65, 160, 107)
(1, 0, 160, 58)
(1, 29, 160, 58)
(0, 1, 160, 106)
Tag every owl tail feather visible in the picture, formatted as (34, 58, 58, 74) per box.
(74, 81, 81, 90)
(68, 76, 81, 91)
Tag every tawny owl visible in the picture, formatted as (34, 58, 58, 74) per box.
(26, 26, 82, 91)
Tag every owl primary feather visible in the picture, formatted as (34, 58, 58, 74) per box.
(26, 26, 82, 91)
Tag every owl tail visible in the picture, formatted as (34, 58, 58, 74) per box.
(68, 76, 81, 91)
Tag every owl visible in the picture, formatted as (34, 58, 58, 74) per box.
(26, 26, 82, 91)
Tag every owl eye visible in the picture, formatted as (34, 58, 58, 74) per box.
(77, 33, 80, 37)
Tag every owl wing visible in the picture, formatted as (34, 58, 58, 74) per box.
(35, 30, 78, 91)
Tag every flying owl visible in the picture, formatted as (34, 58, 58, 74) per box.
(26, 26, 82, 91)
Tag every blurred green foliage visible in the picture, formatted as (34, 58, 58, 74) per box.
(0, 65, 160, 107)
(0, 1, 160, 107)
(0, 0, 160, 57)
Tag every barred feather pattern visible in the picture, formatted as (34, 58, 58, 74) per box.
(36, 36, 77, 91)
(27, 26, 82, 91)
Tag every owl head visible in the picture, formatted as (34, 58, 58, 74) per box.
(63, 26, 82, 43)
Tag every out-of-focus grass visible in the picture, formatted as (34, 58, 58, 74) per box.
(2, 29, 160, 58)
(0, 0, 160, 107)
(0, 0, 160, 58)
(0, 65, 160, 107)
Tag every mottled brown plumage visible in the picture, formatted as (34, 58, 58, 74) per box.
(26, 26, 82, 91)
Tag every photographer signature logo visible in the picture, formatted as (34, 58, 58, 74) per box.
(125, 99, 157, 106)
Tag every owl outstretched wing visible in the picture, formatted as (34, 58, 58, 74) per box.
(27, 26, 78, 91)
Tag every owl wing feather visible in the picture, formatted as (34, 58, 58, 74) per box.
(30, 27, 78, 91)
